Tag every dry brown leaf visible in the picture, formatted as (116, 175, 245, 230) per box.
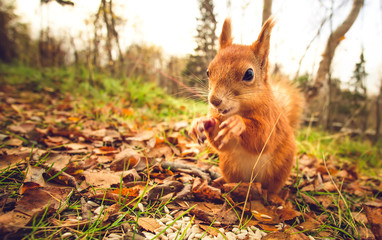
(0, 187, 71, 234)
(356, 225, 376, 240)
(364, 205, 382, 239)
(110, 187, 140, 197)
(192, 178, 222, 202)
(110, 147, 141, 171)
(296, 212, 321, 232)
(94, 146, 119, 155)
(8, 122, 36, 134)
(146, 180, 183, 200)
(277, 206, 301, 222)
(24, 165, 46, 186)
(126, 130, 155, 142)
(136, 217, 161, 232)
(0, 152, 29, 170)
(103, 204, 122, 222)
(81, 170, 125, 188)
(5, 138, 23, 146)
(364, 199, 382, 208)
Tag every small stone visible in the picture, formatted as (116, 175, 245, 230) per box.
(164, 206, 170, 214)
(170, 210, 179, 215)
(237, 233, 247, 239)
(62, 232, 73, 238)
(225, 232, 237, 240)
(94, 205, 104, 215)
(232, 227, 240, 233)
(191, 225, 202, 233)
(254, 229, 263, 239)
(216, 234, 225, 240)
(194, 233, 203, 238)
(167, 233, 177, 240)
(138, 203, 145, 212)
(260, 214, 272, 219)
(87, 200, 99, 207)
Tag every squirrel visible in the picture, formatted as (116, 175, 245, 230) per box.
(190, 18, 304, 194)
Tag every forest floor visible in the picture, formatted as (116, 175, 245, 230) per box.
(0, 65, 382, 240)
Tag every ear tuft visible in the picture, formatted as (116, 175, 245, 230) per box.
(251, 17, 275, 67)
(219, 18, 233, 49)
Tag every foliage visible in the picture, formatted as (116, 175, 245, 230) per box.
(183, 0, 217, 87)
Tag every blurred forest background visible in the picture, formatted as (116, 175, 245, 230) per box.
(1, 0, 381, 144)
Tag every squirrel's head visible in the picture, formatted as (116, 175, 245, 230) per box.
(207, 18, 275, 117)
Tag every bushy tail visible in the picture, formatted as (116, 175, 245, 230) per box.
(271, 75, 304, 129)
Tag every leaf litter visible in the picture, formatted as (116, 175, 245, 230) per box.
(0, 88, 381, 239)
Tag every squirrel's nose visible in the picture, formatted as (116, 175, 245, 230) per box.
(210, 96, 222, 108)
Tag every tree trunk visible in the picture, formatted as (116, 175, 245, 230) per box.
(101, 0, 113, 73)
(305, 0, 364, 103)
(262, 0, 272, 25)
(108, 0, 125, 75)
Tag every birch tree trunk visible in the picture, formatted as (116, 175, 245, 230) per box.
(305, 0, 364, 103)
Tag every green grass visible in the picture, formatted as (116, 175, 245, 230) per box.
(0, 63, 207, 123)
(297, 127, 382, 177)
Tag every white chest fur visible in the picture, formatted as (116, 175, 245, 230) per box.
(227, 145, 271, 182)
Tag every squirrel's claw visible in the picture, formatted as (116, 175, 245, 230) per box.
(216, 115, 245, 149)
(190, 117, 216, 145)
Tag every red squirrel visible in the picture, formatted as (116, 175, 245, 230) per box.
(190, 18, 304, 193)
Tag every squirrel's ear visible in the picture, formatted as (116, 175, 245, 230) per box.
(219, 18, 233, 49)
(251, 17, 275, 68)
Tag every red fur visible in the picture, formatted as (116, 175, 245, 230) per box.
(190, 18, 304, 193)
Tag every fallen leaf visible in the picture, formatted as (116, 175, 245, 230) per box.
(126, 130, 155, 142)
(192, 178, 222, 202)
(146, 180, 183, 200)
(136, 217, 161, 232)
(0, 187, 71, 234)
(110, 147, 141, 171)
(81, 170, 126, 188)
(110, 187, 140, 198)
(277, 206, 301, 222)
(5, 138, 24, 146)
(364, 205, 382, 240)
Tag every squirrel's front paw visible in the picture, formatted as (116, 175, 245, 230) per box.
(189, 117, 216, 144)
(215, 115, 245, 149)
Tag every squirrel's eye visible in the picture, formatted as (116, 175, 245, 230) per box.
(242, 68, 254, 81)
(206, 69, 210, 77)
